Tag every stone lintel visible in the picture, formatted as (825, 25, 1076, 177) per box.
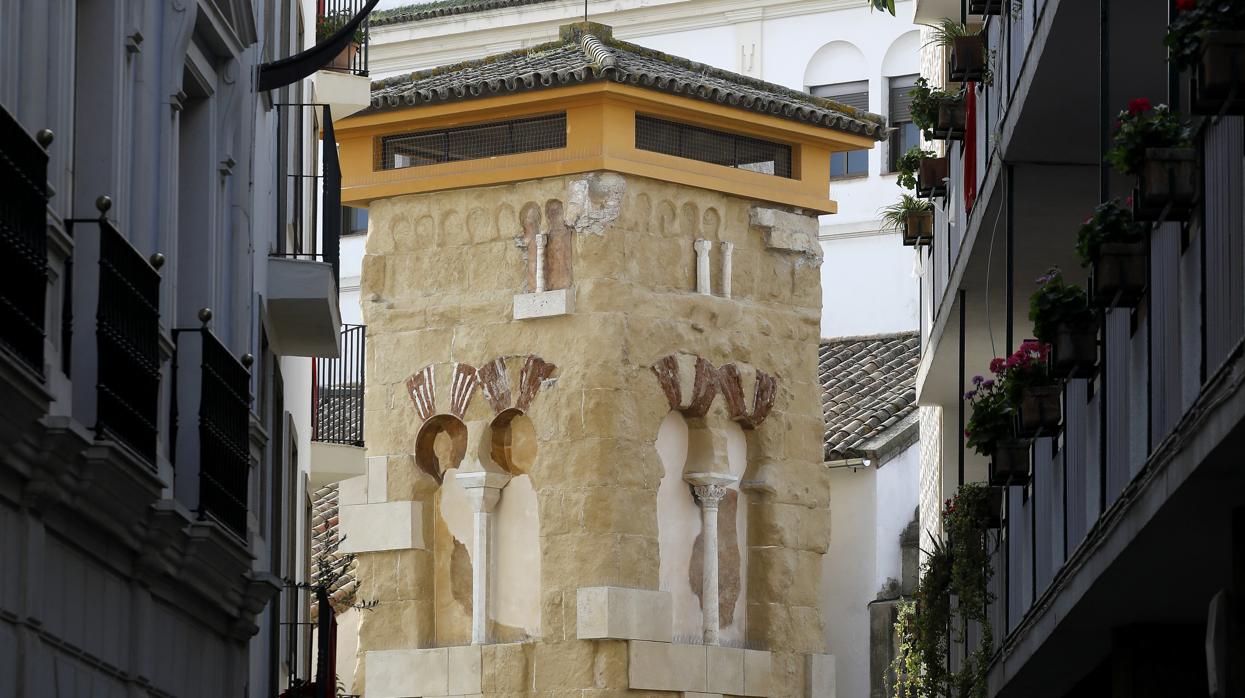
(749, 206, 822, 264)
(628, 641, 772, 696)
(513, 287, 574, 320)
(806, 653, 836, 698)
(363, 645, 483, 698)
(339, 501, 425, 553)
(576, 586, 673, 642)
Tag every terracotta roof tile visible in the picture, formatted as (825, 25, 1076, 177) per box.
(819, 332, 920, 461)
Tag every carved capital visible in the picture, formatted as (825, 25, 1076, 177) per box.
(692, 483, 729, 507)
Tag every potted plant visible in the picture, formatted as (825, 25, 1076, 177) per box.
(1030, 268, 1097, 379)
(1166, 0, 1245, 115)
(1003, 340, 1060, 437)
(965, 370, 1030, 487)
(317, 10, 366, 71)
(1077, 199, 1148, 308)
(929, 19, 988, 82)
(895, 146, 935, 191)
(1106, 99, 1196, 221)
(881, 195, 935, 247)
(910, 78, 967, 141)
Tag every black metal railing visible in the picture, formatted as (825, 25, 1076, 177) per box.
(322, 106, 341, 283)
(95, 218, 162, 463)
(317, 0, 371, 77)
(196, 328, 252, 536)
(313, 324, 364, 446)
(0, 105, 50, 375)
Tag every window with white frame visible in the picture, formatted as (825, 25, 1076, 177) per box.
(810, 81, 870, 179)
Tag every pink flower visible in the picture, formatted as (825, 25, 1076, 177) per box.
(1177, 0, 1195, 11)
(990, 357, 1005, 373)
(1128, 98, 1152, 116)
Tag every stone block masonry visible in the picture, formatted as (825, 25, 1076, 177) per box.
(354, 171, 833, 698)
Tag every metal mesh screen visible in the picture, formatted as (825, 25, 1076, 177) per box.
(379, 113, 567, 170)
(635, 115, 793, 178)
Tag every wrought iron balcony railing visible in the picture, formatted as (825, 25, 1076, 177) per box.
(95, 216, 162, 463)
(313, 323, 364, 446)
(173, 322, 252, 537)
(317, 0, 371, 77)
(0, 105, 50, 375)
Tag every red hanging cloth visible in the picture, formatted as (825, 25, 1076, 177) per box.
(964, 82, 978, 212)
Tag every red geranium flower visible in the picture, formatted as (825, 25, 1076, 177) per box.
(1176, 0, 1196, 11)
(1128, 97, 1152, 116)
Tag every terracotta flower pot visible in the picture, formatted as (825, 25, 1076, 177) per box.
(949, 35, 987, 82)
(1134, 148, 1198, 222)
(933, 98, 967, 141)
(989, 440, 1031, 487)
(985, 486, 1005, 529)
(328, 41, 360, 72)
(1016, 384, 1061, 437)
(917, 156, 949, 198)
(969, 0, 1004, 15)
(1192, 30, 1245, 116)
(903, 210, 934, 247)
(1051, 320, 1098, 379)
(1091, 240, 1148, 308)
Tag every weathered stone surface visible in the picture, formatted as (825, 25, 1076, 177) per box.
(355, 171, 835, 695)
(576, 587, 673, 642)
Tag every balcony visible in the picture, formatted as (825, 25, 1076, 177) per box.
(267, 255, 342, 357)
(0, 105, 50, 380)
(915, 1, 1245, 693)
(68, 205, 163, 465)
(310, 323, 365, 489)
(173, 324, 253, 537)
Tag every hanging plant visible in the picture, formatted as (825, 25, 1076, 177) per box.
(316, 10, 366, 44)
(1077, 199, 1148, 307)
(890, 601, 927, 697)
(1165, 0, 1245, 72)
(964, 372, 1011, 458)
(881, 195, 935, 247)
(896, 146, 937, 191)
(1105, 100, 1192, 177)
(943, 484, 996, 697)
(912, 536, 953, 695)
(1029, 268, 1097, 378)
(927, 19, 989, 83)
(910, 78, 966, 140)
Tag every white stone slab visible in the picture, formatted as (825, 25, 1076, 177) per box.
(806, 653, 835, 698)
(339, 501, 425, 553)
(743, 649, 771, 697)
(364, 647, 448, 698)
(338, 474, 367, 507)
(367, 455, 388, 503)
(628, 641, 707, 693)
(447, 644, 482, 695)
(576, 587, 673, 642)
(513, 288, 574, 320)
(706, 645, 744, 695)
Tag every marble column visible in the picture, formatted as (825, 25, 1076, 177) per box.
(534, 232, 548, 292)
(685, 471, 736, 645)
(694, 239, 712, 295)
(720, 241, 734, 298)
(455, 470, 511, 644)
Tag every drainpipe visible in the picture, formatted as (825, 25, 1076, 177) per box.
(685, 471, 736, 645)
(456, 470, 511, 645)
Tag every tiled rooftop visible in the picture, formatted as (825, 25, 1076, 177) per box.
(371, 0, 559, 25)
(310, 483, 358, 615)
(819, 332, 920, 462)
(367, 23, 888, 139)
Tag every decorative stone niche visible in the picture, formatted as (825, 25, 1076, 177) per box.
(513, 199, 575, 320)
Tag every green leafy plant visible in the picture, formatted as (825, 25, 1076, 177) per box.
(317, 10, 366, 44)
(890, 600, 926, 697)
(1075, 198, 1145, 267)
(868, 0, 897, 14)
(963, 372, 1011, 457)
(912, 536, 953, 695)
(924, 18, 983, 48)
(909, 77, 964, 138)
(895, 146, 936, 191)
(942, 484, 996, 698)
(1165, 0, 1245, 70)
(1105, 99, 1192, 176)
(1028, 268, 1094, 343)
(880, 195, 934, 233)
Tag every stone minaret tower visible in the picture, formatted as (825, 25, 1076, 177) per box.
(333, 22, 885, 698)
